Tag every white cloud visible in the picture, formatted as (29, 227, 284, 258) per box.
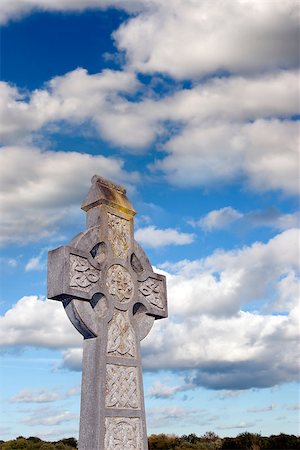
(198, 207, 243, 231)
(2, 69, 298, 145)
(11, 386, 81, 403)
(2, 1, 298, 83)
(11, 389, 61, 403)
(157, 229, 299, 319)
(147, 405, 212, 429)
(0, 69, 144, 147)
(1, 230, 299, 390)
(135, 226, 195, 248)
(241, 209, 299, 232)
(1, 69, 298, 196)
(142, 229, 300, 388)
(216, 390, 243, 400)
(287, 403, 300, 411)
(61, 349, 83, 372)
(247, 404, 275, 413)
(156, 119, 299, 194)
(192, 207, 299, 232)
(22, 407, 78, 426)
(0, 145, 138, 245)
(218, 421, 255, 430)
(25, 256, 42, 271)
(0, 296, 80, 349)
(25, 251, 45, 272)
(148, 380, 194, 399)
(0, 0, 140, 25)
(0, 257, 18, 268)
(271, 271, 300, 313)
(65, 385, 81, 397)
(115, 0, 299, 78)
(274, 213, 300, 231)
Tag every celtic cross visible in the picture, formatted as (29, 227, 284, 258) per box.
(48, 175, 168, 450)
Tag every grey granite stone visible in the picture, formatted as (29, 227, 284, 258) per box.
(48, 175, 168, 450)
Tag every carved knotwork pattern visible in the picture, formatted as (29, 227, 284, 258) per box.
(106, 265, 134, 303)
(69, 254, 100, 291)
(105, 365, 140, 409)
(108, 213, 130, 259)
(107, 311, 136, 358)
(105, 417, 142, 450)
(139, 278, 164, 309)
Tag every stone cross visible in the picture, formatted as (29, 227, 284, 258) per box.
(48, 175, 168, 450)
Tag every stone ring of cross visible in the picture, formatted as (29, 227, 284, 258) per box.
(48, 175, 167, 341)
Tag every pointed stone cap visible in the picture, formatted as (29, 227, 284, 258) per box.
(81, 175, 136, 216)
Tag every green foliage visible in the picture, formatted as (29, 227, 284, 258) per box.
(0, 433, 299, 450)
(263, 433, 300, 450)
(148, 433, 180, 449)
(0, 437, 77, 450)
(221, 432, 263, 450)
(57, 438, 77, 449)
(149, 432, 222, 450)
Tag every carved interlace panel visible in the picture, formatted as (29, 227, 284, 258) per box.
(106, 265, 134, 303)
(69, 254, 100, 291)
(107, 311, 136, 358)
(108, 213, 130, 259)
(105, 365, 140, 409)
(105, 417, 142, 450)
(139, 278, 164, 309)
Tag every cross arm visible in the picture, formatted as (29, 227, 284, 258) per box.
(48, 244, 106, 339)
(48, 245, 102, 302)
(138, 273, 167, 319)
(131, 241, 168, 320)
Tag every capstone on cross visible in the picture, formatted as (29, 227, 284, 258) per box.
(47, 175, 168, 450)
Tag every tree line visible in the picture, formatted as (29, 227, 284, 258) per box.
(0, 432, 299, 449)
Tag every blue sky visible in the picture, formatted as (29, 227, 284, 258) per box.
(0, 0, 299, 441)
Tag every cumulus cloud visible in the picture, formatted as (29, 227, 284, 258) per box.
(0, 296, 80, 349)
(1, 69, 298, 145)
(161, 228, 300, 317)
(135, 226, 195, 248)
(156, 119, 299, 194)
(0, 69, 144, 147)
(142, 229, 300, 389)
(0, 145, 138, 245)
(0, 0, 140, 25)
(2, 1, 299, 81)
(0, 229, 298, 390)
(246, 210, 299, 231)
(197, 207, 243, 231)
(1, 68, 298, 195)
(61, 349, 83, 372)
(115, 0, 299, 78)
(192, 207, 299, 232)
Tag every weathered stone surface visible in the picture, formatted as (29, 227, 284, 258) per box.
(47, 175, 168, 450)
(107, 311, 136, 358)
